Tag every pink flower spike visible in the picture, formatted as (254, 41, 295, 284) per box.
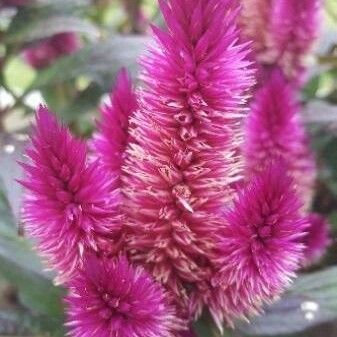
(302, 213, 331, 266)
(240, 0, 322, 84)
(271, 0, 322, 83)
(243, 69, 317, 211)
(239, 0, 274, 61)
(22, 32, 81, 69)
(65, 255, 181, 337)
(214, 163, 308, 324)
(123, 0, 255, 318)
(20, 106, 119, 283)
(93, 68, 138, 179)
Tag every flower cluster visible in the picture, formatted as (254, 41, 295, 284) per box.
(22, 32, 82, 69)
(241, 0, 330, 267)
(19, 0, 329, 336)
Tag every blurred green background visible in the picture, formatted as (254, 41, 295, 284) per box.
(0, 0, 336, 336)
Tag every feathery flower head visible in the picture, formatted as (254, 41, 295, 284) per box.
(271, 0, 322, 83)
(23, 32, 82, 69)
(123, 0, 254, 318)
(243, 69, 316, 210)
(214, 163, 308, 323)
(93, 68, 138, 179)
(20, 106, 119, 282)
(302, 213, 331, 266)
(239, 0, 274, 62)
(240, 0, 322, 84)
(66, 255, 180, 337)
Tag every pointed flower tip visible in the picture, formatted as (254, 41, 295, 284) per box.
(93, 67, 137, 176)
(244, 68, 317, 210)
(21, 108, 118, 282)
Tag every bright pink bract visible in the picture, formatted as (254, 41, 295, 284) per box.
(215, 164, 308, 323)
(243, 69, 316, 210)
(65, 255, 180, 337)
(123, 0, 254, 320)
(20, 107, 119, 283)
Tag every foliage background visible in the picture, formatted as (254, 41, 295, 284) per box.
(0, 0, 336, 336)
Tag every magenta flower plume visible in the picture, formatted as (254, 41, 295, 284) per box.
(243, 69, 316, 210)
(271, 0, 322, 83)
(302, 213, 331, 266)
(214, 163, 307, 323)
(93, 68, 138, 179)
(239, 0, 274, 62)
(66, 255, 180, 337)
(240, 0, 321, 84)
(20, 106, 119, 283)
(123, 0, 254, 319)
(23, 32, 82, 69)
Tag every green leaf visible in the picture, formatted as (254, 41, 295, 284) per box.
(30, 35, 149, 90)
(194, 312, 236, 337)
(0, 235, 63, 312)
(0, 180, 17, 238)
(6, 7, 99, 44)
(0, 133, 64, 335)
(0, 309, 36, 336)
(43, 82, 103, 124)
(0, 133, 26, 222)
(239, 267, 337, 336)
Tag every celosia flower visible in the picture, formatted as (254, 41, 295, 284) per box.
(93, 68, 138, 179)
(239, 0, 275, 62)
(123, 0, 254, 320)
(271, 0, 322, 83)
(240, 0, 321, 84)
(214, 163, 308, 323)
(302, 213, 331, 266)
(243, 69, 316, 210)
(23, 32, 81, 69)
(20, 106, 119, 283)
(65, 255, 180, 337)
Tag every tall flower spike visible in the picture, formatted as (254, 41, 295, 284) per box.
(93, 68, 138, 179)
(240, 0, 321, 84)
(302, 213, 331, 266)
(271, 0, 322, 83)
(123, 0, 254, 319)
(214, 163, 308, 324)
(20, 106, 119, 283)
(65, 255, 181, 337)
(239, 0, 274, 62)
(243, 69, 316, 211)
